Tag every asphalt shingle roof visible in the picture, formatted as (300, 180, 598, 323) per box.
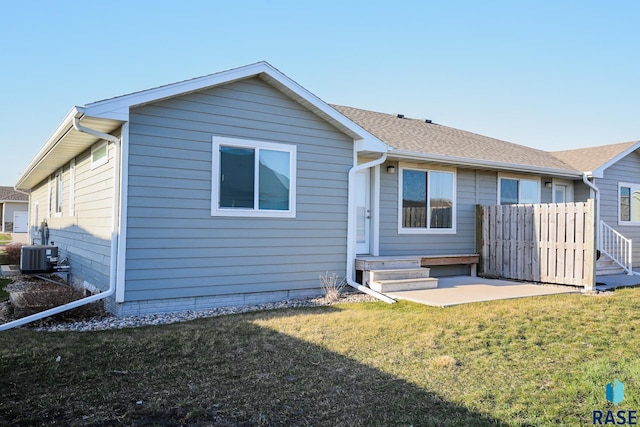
(0, 186, 28, 202)
(332, 105, 579, 172)
(552, 140, 640, 173)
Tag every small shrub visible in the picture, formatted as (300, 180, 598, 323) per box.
(6, 279, 106, 321)
(319, 271, 346, 302)
(4, 243, 23, 265)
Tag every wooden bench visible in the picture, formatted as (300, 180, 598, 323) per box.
(420, 254, 480, 277)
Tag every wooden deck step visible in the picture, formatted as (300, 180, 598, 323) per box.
(355, 256, 422, 271)
(370, 268, 431, 281)
(369, 277, 439, 293)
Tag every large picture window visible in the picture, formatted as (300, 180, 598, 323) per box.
(399, 166, 455, 233)
(619, 182, 640, 224)
(499, 176, 539, 204)
(212, 137, 296, 218)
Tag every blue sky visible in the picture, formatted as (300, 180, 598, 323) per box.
(2, 0, 639, 185)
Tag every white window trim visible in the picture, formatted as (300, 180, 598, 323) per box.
(397, 163, 457, 235)
(91, 141, 109, 169)
(618, 181, 640, 225)
(54, 168, 63, 216)
(211, 136, 296, 218)
(497, 173, 541, 205)
(69, 159, 75, 215)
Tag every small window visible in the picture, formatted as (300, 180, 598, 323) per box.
(69, 159, 75, 215)
(91, 141, 108, 169)
(499, 176, 540, 204)
(212, 136, 296, 218)
(399, 166, 455, 233)
(619, 182, 640, 224)
(55, 169, 63, 215)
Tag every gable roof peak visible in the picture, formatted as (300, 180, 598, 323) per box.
(552, 140, 640, 177)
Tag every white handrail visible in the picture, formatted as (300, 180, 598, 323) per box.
(599, 221, 633, 275)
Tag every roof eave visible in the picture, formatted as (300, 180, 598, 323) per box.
(82, 61, 387, 149)
(590, 140, 640, 179)
(388, 149, 583, 178)
(16, 110, 123, 190)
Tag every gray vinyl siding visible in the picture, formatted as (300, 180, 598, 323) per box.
(125, 77, 352, 302)
(377, 164, 568, 260)
(27, 142, 115, 291)
(596, 150, 640, 264)
(573, 181, 592, 202)
(379, 162, 478, 256)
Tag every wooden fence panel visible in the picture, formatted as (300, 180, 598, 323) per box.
(479, 200, 595, 288)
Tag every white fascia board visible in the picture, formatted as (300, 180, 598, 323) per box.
(354, 137, 389, 153)
(83, 62, 272, 118)
(590, 141, 640, 179)
(15, 107, 83, 189)
(82, 61, 389, 152)
(260, 67, 388, 149)
(389, 150, 583, 178)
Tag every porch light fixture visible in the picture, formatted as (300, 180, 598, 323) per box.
(545, 181, 552, 188)
(387, 165, 396, 174)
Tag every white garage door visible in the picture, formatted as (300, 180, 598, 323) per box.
(13, 211, 28, 233)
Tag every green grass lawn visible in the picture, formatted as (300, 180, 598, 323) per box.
(1, 289, 639, 426)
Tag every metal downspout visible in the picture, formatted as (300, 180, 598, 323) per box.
(346, 151, 395, 304)
(0, 119, 121, 331)
(582, 173, 600, 290)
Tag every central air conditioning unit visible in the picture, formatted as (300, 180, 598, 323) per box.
(20, 245, 59, 274)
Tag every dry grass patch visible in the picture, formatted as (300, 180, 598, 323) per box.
(429, 355, 458, 370)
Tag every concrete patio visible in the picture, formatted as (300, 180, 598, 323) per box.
(385, 276, 581, 307)
(596, 272, 640, 290)
(384, 273, 640, 307)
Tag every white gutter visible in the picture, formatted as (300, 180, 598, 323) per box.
(0, 118, 122, 331)
(582, 173, 600, 248)
(345, 151, 395, 303)
(389, 149, 584, 179)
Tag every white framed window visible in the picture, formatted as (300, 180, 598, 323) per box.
(91, 141, 108, 169)
(398, 165, 456, 234)
(55, 168, 63, 215)
(619, 182, 640, 225)
(69, 159, 75, 215)
(498, 174, 540, 205)
(211, 136, 296, 218)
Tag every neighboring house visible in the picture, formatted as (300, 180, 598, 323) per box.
(15, 61, 598, 317)
(553, 141, 640, 271)
(0, 186, 28, 240)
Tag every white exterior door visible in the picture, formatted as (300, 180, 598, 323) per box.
(356, 170, 371, 254)
(553, 180, 573, 203)
(13, 211, 28, 233)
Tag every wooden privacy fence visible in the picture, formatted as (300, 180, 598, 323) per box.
(477, 200, 595, 289)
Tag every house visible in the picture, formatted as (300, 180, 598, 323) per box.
(553, 140, 640, 273)
(14, 61, 600, 317)
(0, 186, 28, 242)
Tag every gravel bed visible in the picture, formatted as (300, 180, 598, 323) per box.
(30, 292, 378, 332)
